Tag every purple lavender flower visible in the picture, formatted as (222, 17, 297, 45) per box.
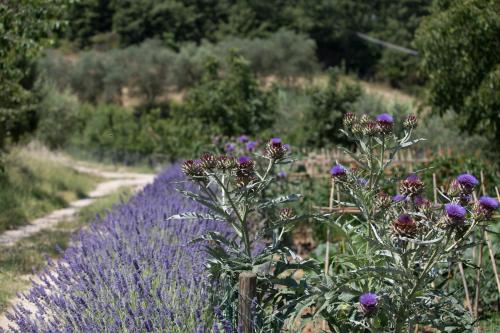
(479, 196, 499, 211)
(456, 173, 479, 189)
(245, 141, 257, 152)
(330, 164, 346, 178)
(238, 135, 249, 143)
(224, 143, 236, 153)
(376, 113, 394, 124)
(359, 293, 378, 314)
(445, 203, 466, 222)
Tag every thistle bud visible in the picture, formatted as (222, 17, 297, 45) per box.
(200, 153, 218, 170)
(235, 156, 255, 187)
(359, 114, 370, 126)
(404, 115, 418, 130)
(448, 179, 461, 197)
(375, 192, 391, 209)
(279, 208, 296, 220)
(376, 113, 394, 135)
(182, 160, 204, 179)
(351, 122, 363, 134)
(392, 214, 418, 237)
(266, 138, 287, 160)
(343, 112, 356, 128)
(359, 293, 378, 315)
(400, 174, 424, 197)
(217, 155, 236, 171)
(362, 121, 380, 136)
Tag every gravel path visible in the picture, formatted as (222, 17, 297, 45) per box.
(0, 165, 155, 247)
(0, 164, 156, 329)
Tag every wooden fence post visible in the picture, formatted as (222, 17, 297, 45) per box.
(239, 271, 257, 333)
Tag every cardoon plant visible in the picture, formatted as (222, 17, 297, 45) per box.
(289, 113, 494, 332)
(175, 138, 317, 332)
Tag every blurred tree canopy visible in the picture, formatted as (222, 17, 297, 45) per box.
(0, 0, 66, 150)
(64, 0, 432, 86)
(416, 0, 500, 145)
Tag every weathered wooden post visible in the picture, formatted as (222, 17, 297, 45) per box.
(239, 271, 257, 333)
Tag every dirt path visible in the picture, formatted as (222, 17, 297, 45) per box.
(0, 164, 156, 329)
(0, 165, 155, 247)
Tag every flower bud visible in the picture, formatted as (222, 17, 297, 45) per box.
(362, 121, 380, 136)
(182, 160, 204, 179)
(375, 192, 391, 209)
(359, 293, 378, 315)
(279, 208, 296, 220)
(400, 174, 424, 197)
(343, 112, 356, 128)
(217, 155, 237, 171)
(376, 113, 393, 135)
(235, 156, 255, 187)
(351, 122, 363, 134)
(404, 115, 418, 130)
(359, 114, 370, 126)
(392, 214, 418, 237)
(200, 153, 218, 170)
(265, 138, 287, 160)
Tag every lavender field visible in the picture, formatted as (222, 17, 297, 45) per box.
(4, 166, 230, 332)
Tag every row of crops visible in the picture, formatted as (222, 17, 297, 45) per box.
(5, 166, 230, 332)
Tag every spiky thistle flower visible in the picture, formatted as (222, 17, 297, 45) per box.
(359, 293, 378, 315)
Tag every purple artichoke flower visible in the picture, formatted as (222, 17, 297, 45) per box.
(270, 137, 281, 145)
(277, 171, 287, 179)
(456, 173, 479, 189)
(392, 194, 406, 203)
(376, 113, 394, 124)
(246, 141, 257, 151)
(445, 203, 466, 222)
(479, 196, 499, 211)
(393, 214, 417, 237)
(359, 293, 378, 314)
(238, 135, 249, 143)
(224, 143, 236, 153)
(330, 164, 347, 178)
(238, 155, 251, 165)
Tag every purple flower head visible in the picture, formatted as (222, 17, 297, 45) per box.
(238, 156, 251, 165)
(392, 194, 406, 203)
(277, 171, 287, 179)
(397, 214, 413, 225)
(246, 141, 257, 151)
(359, 293, 378, 314)
(357, 177, 368, 186)
(445, 203, 466, 221)
(224, 143, 236, 153)
(270, 137, 282, 145)
(238, 135, 249, 143)
(406, 174, 420, 183)
(283, 143, 290, 151)
(456, 173, 479, 188)
(330, 164, 347, 177)
(413, 196, 428, 206)
(479, 196, 499, 211)
(376, 113, 394, 124)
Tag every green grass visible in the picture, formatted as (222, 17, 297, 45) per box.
(0, 147, 101, 232)
(0, 187, 133, 312)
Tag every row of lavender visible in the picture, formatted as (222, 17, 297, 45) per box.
(5, 166, 230, 332)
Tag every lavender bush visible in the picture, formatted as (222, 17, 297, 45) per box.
(5, 166, 231, 332)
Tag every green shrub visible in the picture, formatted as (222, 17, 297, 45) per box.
(302, 68, 362, 148)
(36, 85, 81, 149)
(182, 53, 276, 137)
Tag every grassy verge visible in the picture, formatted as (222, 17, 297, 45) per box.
(0, 187, 133, 312)
(0, 146, 101, 232)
